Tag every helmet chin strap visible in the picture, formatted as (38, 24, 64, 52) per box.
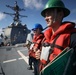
(53, 9, 57, 23)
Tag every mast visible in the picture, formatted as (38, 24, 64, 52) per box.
(3, 1, 27, 24)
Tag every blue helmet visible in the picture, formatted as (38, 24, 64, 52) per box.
(32, 23, 43, 31)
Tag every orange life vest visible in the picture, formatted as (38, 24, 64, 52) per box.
(29, 33, 44, 58)
(40, 22, 76, 71)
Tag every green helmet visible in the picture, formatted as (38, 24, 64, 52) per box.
(41, 0, 70, 17)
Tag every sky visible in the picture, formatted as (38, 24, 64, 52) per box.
(0, 0, 76, 34)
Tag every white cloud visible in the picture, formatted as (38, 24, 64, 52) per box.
(0, 12, 6, 21)
(71, 9, 76, 13)
(0, 28, 2, 32)
(0, 28, 2, 35)
(70, 20, 76, 28)
(23, 0, 44, 10)
(71, 20, 76, 23)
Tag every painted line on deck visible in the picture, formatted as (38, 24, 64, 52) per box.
(17, 50, 29, 64)
(3, 59, 17, 63)
(2, 50, 29, 64)
(3, 58, 23, 63)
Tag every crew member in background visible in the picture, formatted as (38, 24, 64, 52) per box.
(35, 0, 76, 74)
(29, 23, 44, 75)
(25, 32, 33, 50)
(23, 32, 34, 70)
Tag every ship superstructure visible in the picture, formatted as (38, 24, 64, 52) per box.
(2, 1, 30, 45)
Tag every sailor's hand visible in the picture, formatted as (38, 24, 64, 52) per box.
(23, 44, 28, 47)
(33, 47, 37, 52)
(35, 50, 41, 59)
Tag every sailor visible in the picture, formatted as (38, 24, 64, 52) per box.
(23, 32, 34, 70)
(35, 0, 76, 74)
(29, 23, 44, 75)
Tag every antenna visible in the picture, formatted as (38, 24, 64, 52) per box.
(3, 1, 27, 24)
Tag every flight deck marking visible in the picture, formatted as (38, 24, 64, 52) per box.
(2, 50, 29, 65)
(3, 58, 23, 63)
(3, 59, 17, 63)
(17, 50, 29, 64)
